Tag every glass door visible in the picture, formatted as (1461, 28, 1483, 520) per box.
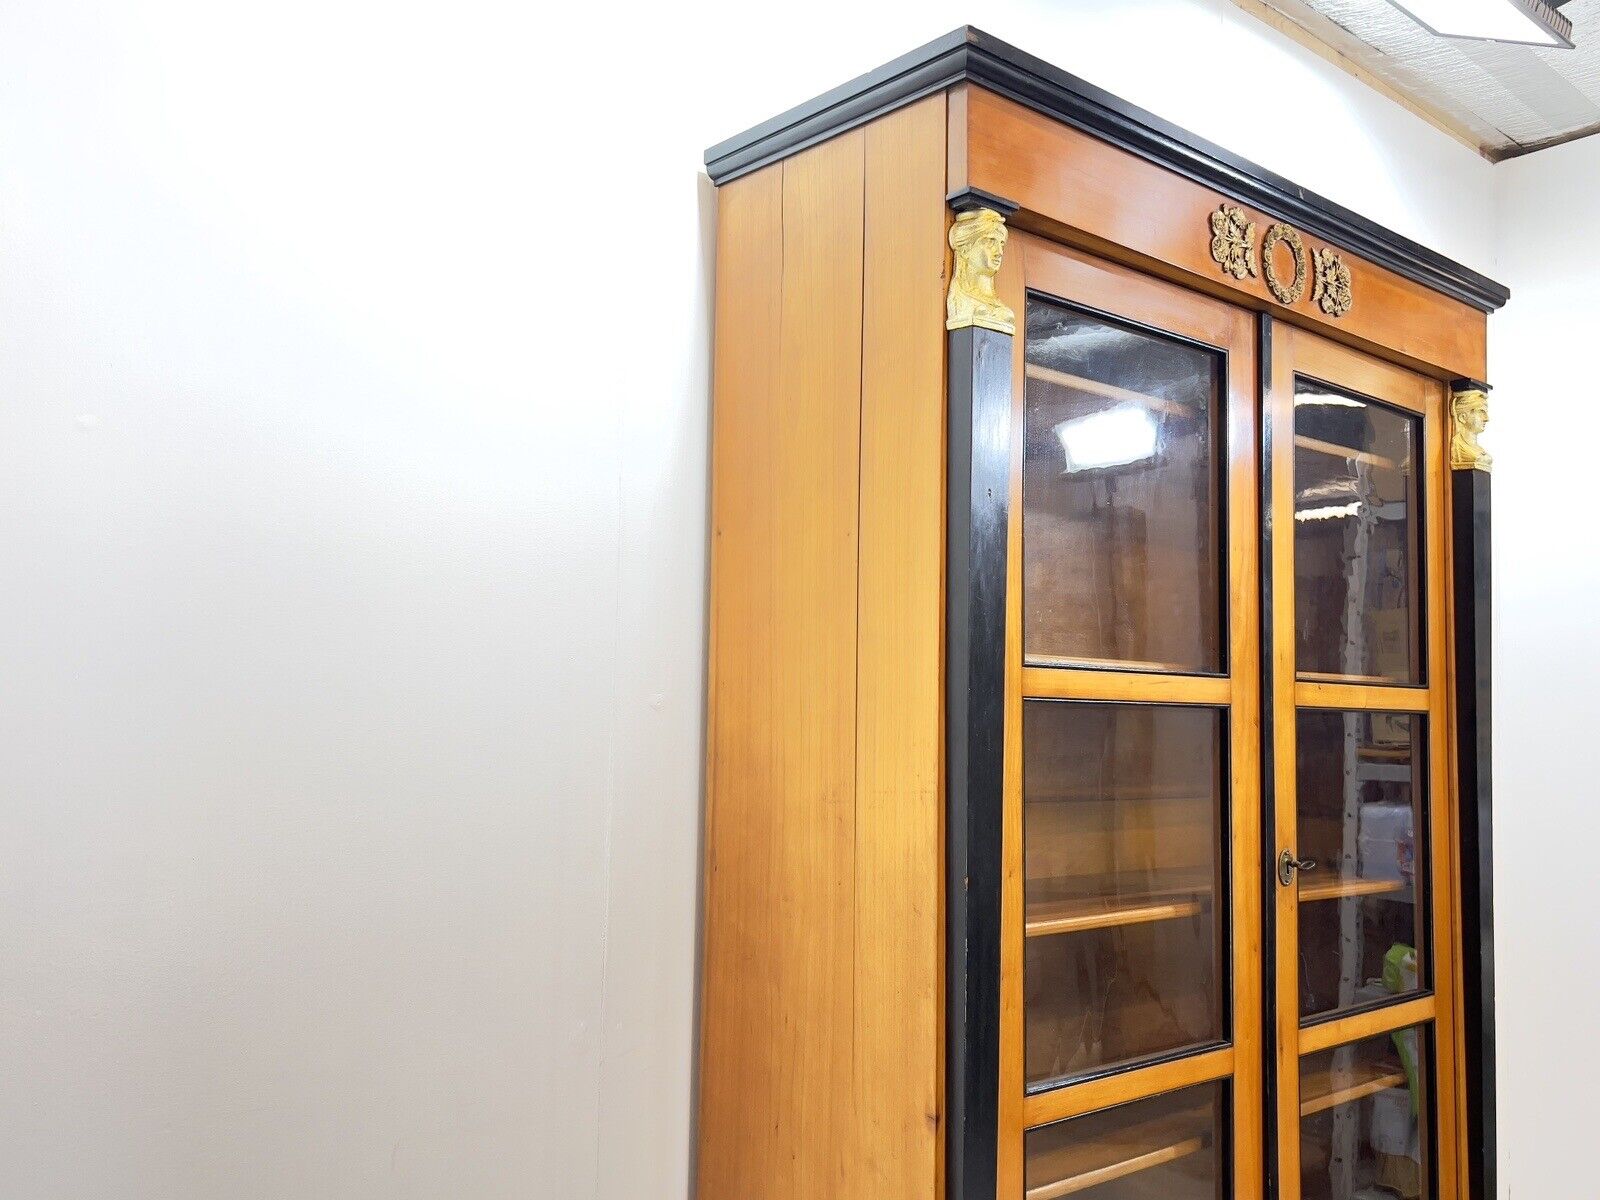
(999, 235, 1262, 1200)
(1266, 322, 1461, 1200)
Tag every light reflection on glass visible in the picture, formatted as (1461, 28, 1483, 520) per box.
(1024, 299, 1224, 673)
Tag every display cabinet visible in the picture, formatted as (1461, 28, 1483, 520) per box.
(698, 28, 1503, 1200)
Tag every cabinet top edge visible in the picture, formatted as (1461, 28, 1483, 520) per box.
(701, 25, 1509, 314)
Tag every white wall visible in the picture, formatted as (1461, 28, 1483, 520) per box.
(0, 2, 1503, 1198)
(1489, 140, 1600, 1200)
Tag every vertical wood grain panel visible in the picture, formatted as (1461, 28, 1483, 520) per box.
(856, 93, 948, 1198)
(699, 160, 782, 1200)
(698, 128, 866, 1199)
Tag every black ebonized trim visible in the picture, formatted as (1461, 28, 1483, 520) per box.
(1257, 313, 1281, 1199)
(948, 187, 1020, 217)
(946, 323, 1012, 1200)
(704, 27, 1509, 314)
(1451, 465, 1496, 1200)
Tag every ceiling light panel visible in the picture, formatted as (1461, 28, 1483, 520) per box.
(1388, 0, 1574, 47)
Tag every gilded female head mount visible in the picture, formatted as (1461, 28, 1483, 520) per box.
(947, 208, 1015, 335)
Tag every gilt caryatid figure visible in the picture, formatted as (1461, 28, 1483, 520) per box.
(947, 207, 1016, 335)
(1451, 388, 1493, 472)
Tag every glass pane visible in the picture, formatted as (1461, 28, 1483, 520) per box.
(1300, 1025, 1432, 1200)
(1025, 1080, 1228, 1200)
(1024, 299, 1224, 674)
(1024, 701, 1226, 1087)
(1296, 709, 1427, 1022)
(1293, 379, 1422, 684)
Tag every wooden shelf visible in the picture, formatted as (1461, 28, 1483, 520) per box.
(1026, 651, 1199, 674)
(1025, 788, 1216, 804)
(1024, 362, 1196, 417)
(1300, 1062, 1408, 1117)
(1026, 888, 1209, 937)
(1026, 1113, 1209, 1200)
(1299, 877, 1406, 903)
(1294, 433, 1402, 472)
(1296, 669, 1413, 686)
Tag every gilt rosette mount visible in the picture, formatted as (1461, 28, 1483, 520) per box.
(1209, 204, 1257, 281)
(1208, 204, 1353, 319)
(1312, 246, 1353, 317)
(947, 205, 1015, 335)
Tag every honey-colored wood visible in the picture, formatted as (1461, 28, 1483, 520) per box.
(1006, 236, 1263, 1190)
(1286, 326, 1437, 415)
(1023, 1046, 1236, 1128)
(1267, 318, 1306, 1192)
(957, 87, 1489, 381)
(1022, 665, 1230, 705)
(1267, 322, 1464, 1198)
(1027, 653, 1212, 674)
(1300, 1065, 1410, 1118)
(705, 70, 1483, 1200)
(1298, 995, 1437, 1057)
(996, 212, 1031, 1200)
(1026, 890, 1209, 937)
(856, 94, 949, 1200)
(1027, 1132, 1208, 1200)
(699, 98, 950, 1200)
(1225, 266, 1267, 1197)
(699, 134, 864, 1200)
(1422, 352, 1465, 1200)
(1299, 876, 1407, 903)
(1295, 433, 1402, 471)
(1295, 680, 1430, 711)
(946, 81, 970, 198)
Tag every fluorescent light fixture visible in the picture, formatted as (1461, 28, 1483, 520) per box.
(1054, 405, 1158, 473)
(1386, 0, 1573, 48)
(1295, 501, 1363, 522)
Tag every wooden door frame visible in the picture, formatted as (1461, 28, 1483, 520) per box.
(997, 231, 1264, 1197)
(1263, 319, 1468, 1199)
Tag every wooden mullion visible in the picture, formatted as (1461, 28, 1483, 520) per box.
(1294, 680, 1430, 711)
(1022, 1047, 1237, 1129)
(1424, 381, 1465, 1200)
(1225, 269, 1266, 1199)
(1297, 994, 1437, 1056)
(1268, 320, 1304, 1197)
(1021, 666, 1229, 705)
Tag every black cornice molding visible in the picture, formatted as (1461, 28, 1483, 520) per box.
(703, 26, 1510, 314)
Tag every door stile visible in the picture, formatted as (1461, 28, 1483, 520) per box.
(1266, 319, 1304, 1194)
(996, 217, 1028, 1200)
(1228, 285, 1266, 1200)
(1423, 385, 1463, 1200)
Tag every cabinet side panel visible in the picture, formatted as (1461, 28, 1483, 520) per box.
(858, 94, 948, 1198)
(698, 132, 866, 1198)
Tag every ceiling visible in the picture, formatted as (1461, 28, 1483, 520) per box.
(1238, 0, 1600, 158)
